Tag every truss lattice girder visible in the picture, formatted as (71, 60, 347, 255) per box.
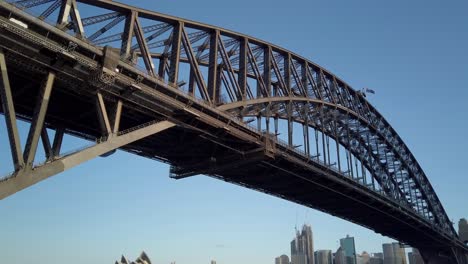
(223, 100, 404, 199)
(219, 97, 440, 220)
(0, 0, 465, 256)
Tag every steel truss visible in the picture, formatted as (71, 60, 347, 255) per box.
(0, 0, 466, 262)
(0, 47, 175, 198)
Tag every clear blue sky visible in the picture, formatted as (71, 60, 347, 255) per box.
(1, 0, 467, 263)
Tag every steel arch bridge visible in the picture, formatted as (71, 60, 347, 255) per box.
(0, 0, 466, 262)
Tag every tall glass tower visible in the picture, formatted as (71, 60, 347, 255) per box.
(291, 224, 314, 264)
(339, 235, 356, 264)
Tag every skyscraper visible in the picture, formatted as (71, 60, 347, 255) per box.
(383, 243, 406, 264)
(276, 254, 290, 264)
(314, 250, 332, 264)
(392, 243, 406, 264)
(369, 253, 383, 264)
(339, 235, 356, 264)
(459, 218, 468, 243)
(291, 224, 314, 264)
(334, 247, 346, 264)
(291, 236, 307, 264)
(382, 244, 394, 264)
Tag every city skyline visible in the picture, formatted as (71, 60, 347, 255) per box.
(0, 0, 467, 263)
(274, 223, 468, 264)
(277, 224, 412, 264)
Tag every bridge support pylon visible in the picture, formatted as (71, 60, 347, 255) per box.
(420, 247, 468, 264)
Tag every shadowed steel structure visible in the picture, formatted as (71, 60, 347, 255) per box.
(0, 0, 466, 262)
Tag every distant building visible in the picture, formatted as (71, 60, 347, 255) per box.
(339, 235, 356, 264)
(369, 253, 383, 264)
(382, 244, 394, 264)
(359, 251, 370, 264)
(383, 243, 406, 264)
(334, 247, 346, 264)
(392, 243, 406, 264)
(291, 224, 314, 264)
(315, 250, 332, 264)
(459, 218, 468, 244)
(115, 251, 151, 264)
(211, 260, 216, 264)
(356, 255, 363, 264)
(276, 254, 290, 264)
(408, 248, 424, 264)
(369, 258, 383, 264)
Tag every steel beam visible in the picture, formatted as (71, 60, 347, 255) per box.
(287, 102, 293, 146)
(264, 46, 272, 97)
(246, 44, 266, 97)
(81, 11, 121, 26)
(207, 30, 219, 104)
(69, 0, 84, 36)
(0, 49, 24, 171)
(158, 55, 168, 80)
(168, 22, 182, 84)
(419, 248, 468, 264)
(238, 37, 248, 101)
(51, 128, 64, 157)
(56, 0, 84, 36)
(181, 27, 210, 102)
(121, 11, 136, 59)
(217, 35, 242, 100)
(284, 53, 291, 96)
(56, 0, 72, 26)
(0, 120, 176, 200)
(13, 0, 55, 9)
(112, 100, 123, 134)
(133, 15, 155, 76)
(188, 68, 195, 96)
(96, 92, 112, 135)
(23, 72, 55, 168)
(41, 127, 53, 160)
(87, 16, 125, 42)
(39, 0, 60, 20)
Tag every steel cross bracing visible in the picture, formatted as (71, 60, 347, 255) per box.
(0, 0, 466, 263)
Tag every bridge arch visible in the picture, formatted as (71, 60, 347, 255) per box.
(219, 97, 404, 200)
